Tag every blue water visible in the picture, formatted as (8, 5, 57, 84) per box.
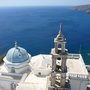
(0, 6, 90, 64)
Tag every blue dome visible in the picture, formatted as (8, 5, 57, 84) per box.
(6, 46, 30, 63)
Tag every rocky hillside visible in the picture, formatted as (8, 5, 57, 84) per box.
(74, 5, 90, 13)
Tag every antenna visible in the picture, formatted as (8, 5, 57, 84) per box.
(79, 44, 82, 54)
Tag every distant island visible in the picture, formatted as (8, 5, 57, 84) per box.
(74, 5, 90, 13)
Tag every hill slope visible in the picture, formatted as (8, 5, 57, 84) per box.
(74, 5, 90, 13)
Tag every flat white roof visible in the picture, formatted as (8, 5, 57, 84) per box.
(67, 54, 88, 75)
(57, 54, 88, 75)
(30, 54, 88, 75)
(16, 54, 89, 90)
(17, 73, 49, 90)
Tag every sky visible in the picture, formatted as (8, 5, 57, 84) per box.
(0, 0, 90, 7)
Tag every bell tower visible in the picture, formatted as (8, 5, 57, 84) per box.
(54, 23, 66, 54)
(50, 24, 68, 90)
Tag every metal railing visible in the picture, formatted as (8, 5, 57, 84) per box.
(67, 54, 80, 59)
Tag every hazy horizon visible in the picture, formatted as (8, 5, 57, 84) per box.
(0, 0, 90, 7)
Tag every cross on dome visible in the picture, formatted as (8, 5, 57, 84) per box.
(15, 41, 18, 48)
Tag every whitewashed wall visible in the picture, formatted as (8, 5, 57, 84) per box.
(70, 79, 88, 90)
(0, 80, 11, 90)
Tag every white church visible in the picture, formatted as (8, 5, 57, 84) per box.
(0, 24, 90, 90)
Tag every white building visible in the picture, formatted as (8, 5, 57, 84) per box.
(0, 24, 90, 90)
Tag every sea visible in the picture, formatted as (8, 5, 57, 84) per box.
(0, 6, 90, 64)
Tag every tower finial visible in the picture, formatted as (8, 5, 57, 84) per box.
(15, 41, 18, 48)
(59, 23, 63, 35)
(57, 23, 63, 38)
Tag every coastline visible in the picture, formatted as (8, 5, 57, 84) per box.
(73, 5, 90, 14)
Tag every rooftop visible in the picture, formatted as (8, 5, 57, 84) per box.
(16, 73, 50, 90)
(57, 54, 88, 75)
(5, 42, 31, 63)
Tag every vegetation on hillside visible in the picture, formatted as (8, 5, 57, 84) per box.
(0, 55, 4, 64)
